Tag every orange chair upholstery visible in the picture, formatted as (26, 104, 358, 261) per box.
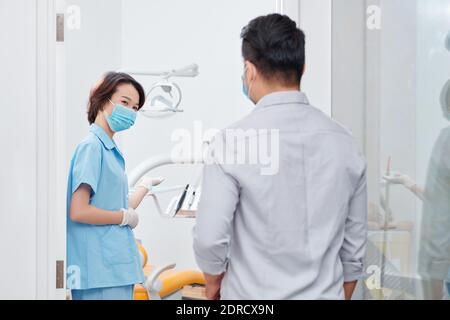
(134, 243, 206, 300)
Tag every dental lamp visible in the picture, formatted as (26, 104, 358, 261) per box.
(119, 64, 200, 118)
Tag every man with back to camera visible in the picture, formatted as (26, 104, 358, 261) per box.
(193, 14, 368, 300)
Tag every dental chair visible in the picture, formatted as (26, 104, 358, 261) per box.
(134, 243, 206, 300)
(128, 155, 207, 300)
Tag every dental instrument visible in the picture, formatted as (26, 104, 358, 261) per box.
(186, 166, 203, 210)
(188, 189, 197, 210)
(385, 156, 392, 223)
(175, 184, 190, 216)
(381, 156, 393, 291)
(128, 154, 205, 219)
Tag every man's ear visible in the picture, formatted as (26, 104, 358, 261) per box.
(247, 62, 257, 82)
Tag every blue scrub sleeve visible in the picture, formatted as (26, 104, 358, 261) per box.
(71, 141, 102, 195)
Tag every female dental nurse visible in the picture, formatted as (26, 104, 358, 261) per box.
(67, 72, 163, 300)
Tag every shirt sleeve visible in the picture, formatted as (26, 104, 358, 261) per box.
(193, 136, 240, 276)
(71, 141, 102, 195)
(340, 165, 368, 282)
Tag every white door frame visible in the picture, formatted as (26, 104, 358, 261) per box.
(276, 0, 300, 25)
(279, 0, 333, 116)
(36, 0, 67, 300)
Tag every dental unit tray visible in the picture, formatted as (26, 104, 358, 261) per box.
(128, 155, 204, 219)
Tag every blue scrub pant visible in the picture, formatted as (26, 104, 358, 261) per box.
(72, 285, 134, 300)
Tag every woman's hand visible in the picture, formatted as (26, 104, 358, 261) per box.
(382, 171, 425, 200)
(128, 176, 165, 210)
(119, 208, 140, 229)
(383, 171, 416, 189)
(137, 176, 165, 192)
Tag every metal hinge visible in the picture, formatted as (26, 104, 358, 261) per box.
(56, 14, 65, 42)
(56, 260, 65, 289)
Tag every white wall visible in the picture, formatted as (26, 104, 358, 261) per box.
(298, 0, 332, 115)
(64, 0, 123, 160)
(377, 0, 418, 225)
(120, 0, 276, 269)
(0, 0, 37, 299)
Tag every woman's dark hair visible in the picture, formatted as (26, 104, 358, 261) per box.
(241, 14, 305, 86)
(87, 72, 146, 124)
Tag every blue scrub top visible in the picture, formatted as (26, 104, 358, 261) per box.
(66, 124, 144, 290)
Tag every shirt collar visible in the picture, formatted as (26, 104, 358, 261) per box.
(253, 91, 310, 112)
(90, 124, 116, 150)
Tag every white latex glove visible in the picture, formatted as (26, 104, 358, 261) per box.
(383, 172, 416, 189)
(120, 208, 139, 229)
(136, 176, 165, 192)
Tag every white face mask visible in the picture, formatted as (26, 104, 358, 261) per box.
(242, 63, 255, 103)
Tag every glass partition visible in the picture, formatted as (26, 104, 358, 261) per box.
(332, 0, 450, 300)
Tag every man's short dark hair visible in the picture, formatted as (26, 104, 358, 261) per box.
(241, 14, 305, 86)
